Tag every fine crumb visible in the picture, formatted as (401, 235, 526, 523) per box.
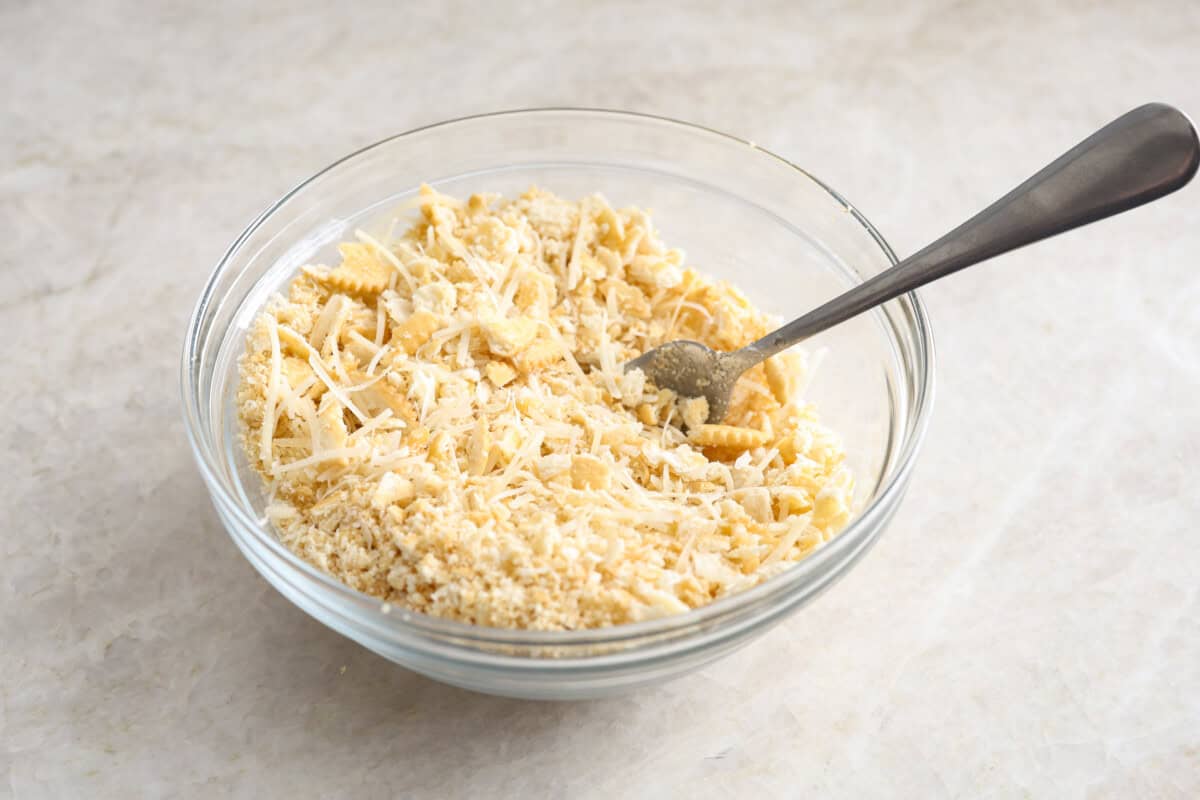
(678, 395, 710, 431)
(237, 185, 853, 631)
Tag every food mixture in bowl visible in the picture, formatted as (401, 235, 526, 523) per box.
(237, 186, 853, 630)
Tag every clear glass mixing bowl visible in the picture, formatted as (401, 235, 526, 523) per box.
(181, 109, 934, 700)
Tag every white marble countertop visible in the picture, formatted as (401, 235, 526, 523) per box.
(4, 1, 1199, 796)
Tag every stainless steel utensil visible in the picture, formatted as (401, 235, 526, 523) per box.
(627, 102, 1199, 423)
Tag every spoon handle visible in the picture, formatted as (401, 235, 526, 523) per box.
(745, 102, 1199, 361)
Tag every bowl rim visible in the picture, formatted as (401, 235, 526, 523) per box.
(180, 107, 935, 651)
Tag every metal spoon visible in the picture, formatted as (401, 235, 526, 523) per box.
(627, 102, 1199, 423)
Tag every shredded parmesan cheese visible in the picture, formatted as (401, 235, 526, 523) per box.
(237, 185, 853, 630)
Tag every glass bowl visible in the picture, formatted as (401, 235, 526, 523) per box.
(181, 109, 934, 700)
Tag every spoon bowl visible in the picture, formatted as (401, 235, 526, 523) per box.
(625, 340, 760, 424)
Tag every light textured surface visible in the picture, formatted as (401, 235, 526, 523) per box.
(4, 1, 1199, 796)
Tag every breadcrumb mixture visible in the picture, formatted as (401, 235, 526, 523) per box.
(237, 186, 852, 630)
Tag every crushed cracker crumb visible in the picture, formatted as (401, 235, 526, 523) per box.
(237, 185, 853, 630)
